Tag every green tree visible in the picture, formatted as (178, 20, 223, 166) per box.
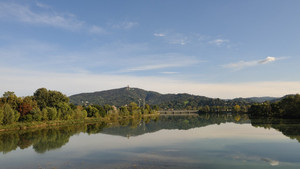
(46, 107, 57, 120)
(128, 102, 138, 113)
(85, 105, 99, 118)
(203, 105, 210, 112)
(119, 106, 129, 116)
(31, 108, 42, 121)
(14, 110, 20, 122)
(33, 88, 49, 109)
(103, 104, 112, 113)
(152, 105, 159, 111)
(2, 104, 15, 125)
(233, 105, 241, 112)
(73, 108, 87, 120)
(2, 91, 19, 110)
(57, 103, 73, 120)
(92, 105, 106, 117)
(47, 90, 69, 108)
(0, 106, 4, 125)
(2, 91, 15, 98)
(41, 108, 48, 121)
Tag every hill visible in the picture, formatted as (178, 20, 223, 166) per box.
(69, 87, 278, 109)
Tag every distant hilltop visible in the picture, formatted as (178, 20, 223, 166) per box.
(69, 87, 279, 109)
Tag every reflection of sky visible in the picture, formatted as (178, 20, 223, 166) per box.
(66, 123, 289, 152)
(1, 123, 300, 169)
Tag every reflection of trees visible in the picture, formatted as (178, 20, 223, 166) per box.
(4, 113, 300, 154)
(33, 127, 74, 153)
(0, 125, 88, 154)
(250, 117, 300, 142)
(0, 113, 251, 154)
(0, 113, 249, 154)
(100, 113, 250, 137)
(0, 132, 19, 153)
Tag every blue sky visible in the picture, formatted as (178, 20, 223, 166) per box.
(0, 0, 299, 98)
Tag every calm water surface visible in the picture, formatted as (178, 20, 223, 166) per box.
(0, 114, 300, 169)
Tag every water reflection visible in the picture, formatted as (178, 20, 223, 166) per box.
(250, 117, 300, 142)
(0, 113, 300, 154)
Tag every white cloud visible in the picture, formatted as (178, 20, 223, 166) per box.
(0, 67, 299, 99)
(223, 56, 277, 70)
(153, 33, 166, 37)
(258, 56, 276, 64)
(209, 39, 229, 46)
(0, 2, 104, 34)
(161, 72, 178, 74)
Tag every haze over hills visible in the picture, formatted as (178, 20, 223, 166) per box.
(69, 87, 279, 109)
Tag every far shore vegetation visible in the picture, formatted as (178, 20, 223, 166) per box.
(0, 88, 299, 132)
(0, 88, 158, 131)
(249, 94, 300, 118)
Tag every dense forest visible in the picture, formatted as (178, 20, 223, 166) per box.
(0, 88, 157, 127)
(249, 94, 300, 118)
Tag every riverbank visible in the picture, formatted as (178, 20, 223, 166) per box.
(0, 113, 160, 132)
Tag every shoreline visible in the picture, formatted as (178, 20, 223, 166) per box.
(0, 113, 160, 132)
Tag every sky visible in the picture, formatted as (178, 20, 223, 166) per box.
(0, 0, 300, 99)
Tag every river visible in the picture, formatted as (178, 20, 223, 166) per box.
(0, 114, 300, 168)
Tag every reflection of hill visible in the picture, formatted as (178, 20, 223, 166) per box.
(101, 114, 250, 137)
(250, 118, 300, 142)
(0, 114, 249, 154)
(1, 114, 300, 154)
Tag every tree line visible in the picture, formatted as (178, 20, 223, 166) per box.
(248, 94, 300, 118)
(0, 88, 157, 126)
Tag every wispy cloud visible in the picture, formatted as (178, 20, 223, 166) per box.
(209, 39, 229, 46)
(161, 72, 179, 74)
(153, 33, 166, 37)
(154, 32, 229, 47)
(223, 56, 278, 70)
(120, 53, 199, 73)
(0, 2, 82, 30)
(111, 21, 138, 29)
(153, 32, 189, 45)
(125, 63, 183, 72)
(168, 34, 189, 45)
(35, 2, 51, 9)
(0, 2, 104, 34)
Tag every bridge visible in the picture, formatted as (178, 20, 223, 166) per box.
(158, 110, 199, 115)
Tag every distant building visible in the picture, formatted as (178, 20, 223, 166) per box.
(112, 105, 117, 112)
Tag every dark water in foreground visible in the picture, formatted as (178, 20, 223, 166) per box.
(1, 114, 300, 169)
